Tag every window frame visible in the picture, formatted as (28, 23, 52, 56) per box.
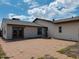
(59, 26, 62, 33)
(37, 27, 42, 35)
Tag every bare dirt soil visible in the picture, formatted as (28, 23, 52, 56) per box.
(0, 38, 76, 59)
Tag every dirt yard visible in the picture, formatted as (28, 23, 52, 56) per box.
(0, 38, 76, 59)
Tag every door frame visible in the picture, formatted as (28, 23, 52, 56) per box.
(12, 26, 24, 39)
(43, 27, 48, 37)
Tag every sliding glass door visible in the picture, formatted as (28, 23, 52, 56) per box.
(12, 27, 24, 39)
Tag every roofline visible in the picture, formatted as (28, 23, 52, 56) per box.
(33, 18, 53, 23)
(33, 17, 79, 24)
(54, 16, 79, 24)
(54, 20, 79, 24)
(7, 24, 47, 27)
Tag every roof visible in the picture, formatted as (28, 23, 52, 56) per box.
(33, 16, 79, 24)
(54, 16, 79, 24)
(2, 16, 79, 27)
(3, 18, 46, 27)
(33, 18, 53, 23)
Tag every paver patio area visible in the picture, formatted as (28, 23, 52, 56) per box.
(0, 38, 76, 59)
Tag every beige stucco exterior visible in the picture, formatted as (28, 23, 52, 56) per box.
(34, 20, 79, 41)
(34, 20, 56, 37)
(7, 25, 43, 39)
(24, 26, 46, 38)
(1, 18, 79, 41)
(3, 25, 47, 39)
(54, 21, 79, 41)
(2, 19, 47, 39)
(1, 19, 8, 39)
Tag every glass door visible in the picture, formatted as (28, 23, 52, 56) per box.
(12, 27, 24, 39)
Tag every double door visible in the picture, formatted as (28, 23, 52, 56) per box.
(12, 27, 24, 39)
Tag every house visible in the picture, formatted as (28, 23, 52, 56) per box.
(33, 17, 79, 41)
(1, 16, 79, 41)
(1, 18, 48, 39)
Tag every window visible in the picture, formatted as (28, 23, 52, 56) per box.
(37, 27, 42, 35)
(59, 26, 62, 33)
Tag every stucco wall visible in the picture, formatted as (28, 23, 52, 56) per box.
(2, 21, 7, 39)
(3, 25, 7, 39)
(7, 25, 12, 39)
(24, 27, 39, 38)
(2, 19, 79, 41)
(54, 21, 79, 41)
(34, 20, 79, 41)
(6, 26, 41, 39)
(34, 20, 56, 37)
(6, 25, 46, 39)
(24, 26, 46, 38)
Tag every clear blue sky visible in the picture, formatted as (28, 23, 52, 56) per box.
(0, 0, 79, 23)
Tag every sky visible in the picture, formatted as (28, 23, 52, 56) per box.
(0, 0, 79, 23)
